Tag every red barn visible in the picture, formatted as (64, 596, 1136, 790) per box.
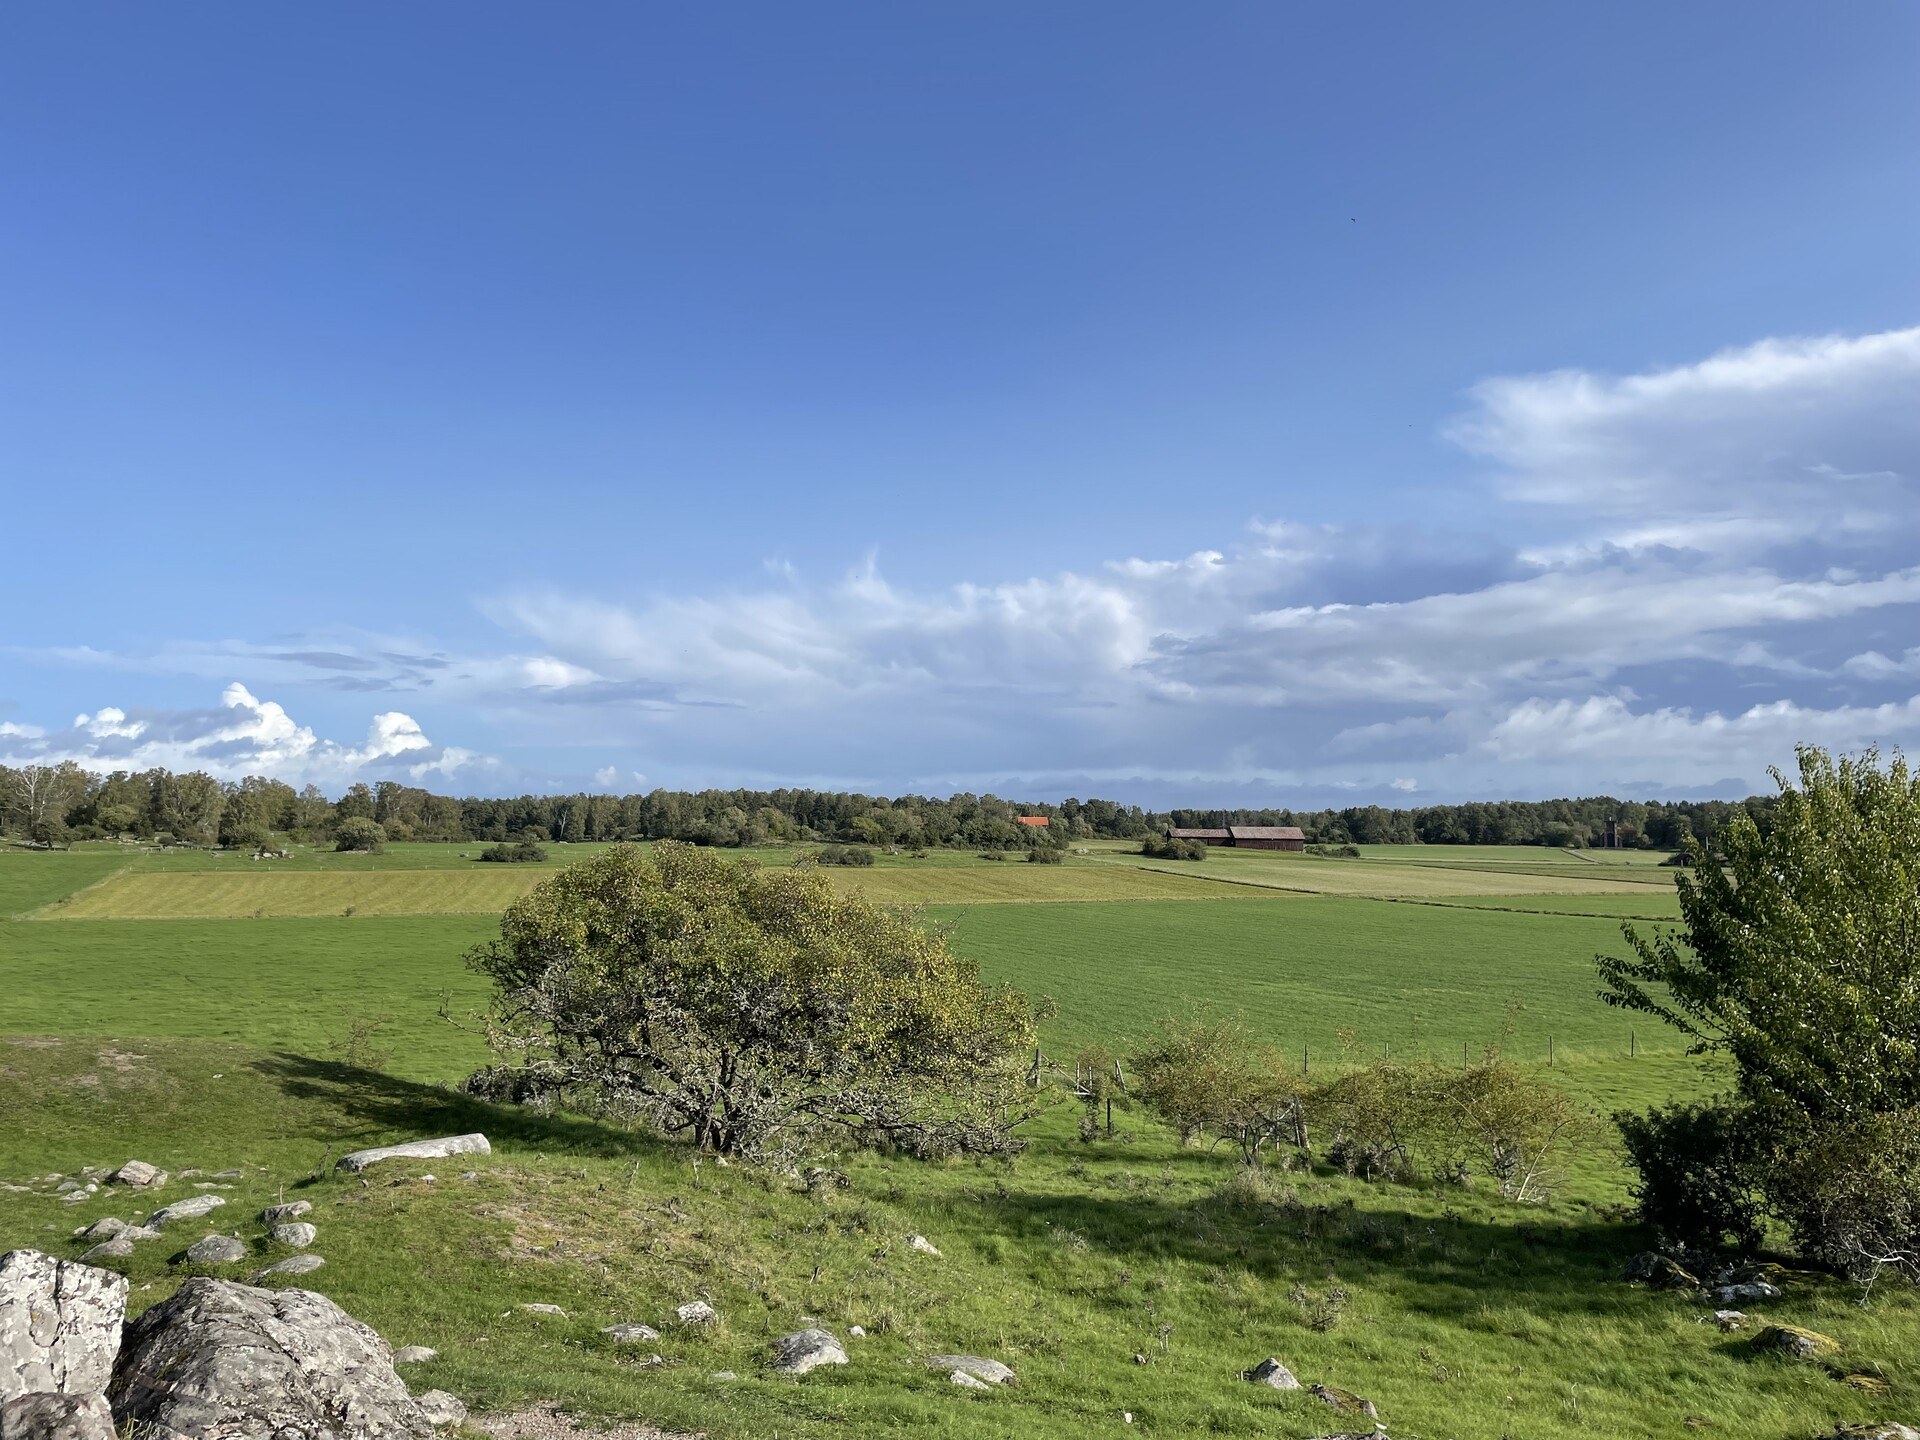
(1227, 825, 1305, 851)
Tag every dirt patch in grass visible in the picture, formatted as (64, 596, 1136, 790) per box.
(478, 1405, 701, 1440)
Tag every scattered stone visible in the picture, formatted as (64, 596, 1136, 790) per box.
(1843, 1373, 1892, 1394)
(1624, 1251, 1699, 1290)
(949, 1371, 990, 1390)
(0, 1392, 116, 1440)
(1712, 1281, 1781, 1305)
(0, 1250, 128, 1401)
(78, 1221, 125, 1242)
(334, 1135, 490, 1173)
(175, 1171, 202, 1180)
(211, 1171, 243, 1180)
(1132, 1352, 1148, 1365)
(119, 1228, 160, 1244)
(416, 1391, 467, 1427)
(182, 1236, 249, 1266)
(248, 1254, 325, 1283)
(520, 1304, 567, 1318)
(769, 1328, 848, 1375)
(106, 1163, 164, 1189)
(1713, 1310, 1751, 1332)
(1829, 1427, 1920, 1440)
(1309, 1383, 1380, 1420)
(394, 1346, 438, 1364)
(260, 1202, 311, 1224)
(1247, 1357, 1303, 1389)
(929, 1356, 1015, 1386)
(600, 1325, 660, 1344)
(709, 1372, 738, 1382)
(1751, 1324, 1841, 1360)
(59, 1195, 87, 1208)
(906, 1234, 941, 1257)
(146, 1195, 225, 1227)
(78, 1242, 132, 1265)
(269, 1223, 317, 1249)
(54, 1182, 79, 1196)
(847, 1325, 866, 1338)
(107, 1278, 431, 1438)
(459, 1172, 479, 1182)
(675, 1300, 717, 1326)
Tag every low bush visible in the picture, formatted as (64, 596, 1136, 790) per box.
(1305, 843, 1361, 858)
(1026, 847, 1064, 864)
(480, 840, 548, 863)
(333, 817, 386, 854)
(978, 850, 1007, 861)
(812, 844, 875, 866)
(1141, 835, 1208, 861)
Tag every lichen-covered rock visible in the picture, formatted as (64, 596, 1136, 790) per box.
(906, 1234, 941, 1257)
(77, 1222, 125, 1243)
(248, 1254, 326, 1283)
(261, 1202, 312, 1224)
(1829, 1426, 1920, 1440)
(674, 1300, 717, 1326)
(929, 1355, 1015, 1385)
(107, 1277, 430, 1439)
(1713, 1309, 1751, 1332)
(1712, 1281, 1781, 1305)
(392, 1346, 437, 1364)
(146, 1195, 225, 1228)
(107, 1163, 165, 1190)
(769, 1328, 848, 1375)
(0, 1392, 116, 1440)
(0, 1251, 128, 1402)
(76, 1242, 131, 1266)
(1247, 1357, 1302, 1389)
(1752, 1324, 1841, 1360)
(1624, 1251, 1699, 1290)
(270, 1224, 317, 1250)
(334, 1135, 489, 1174)
(182, 1236, 249, 1266)
(949, 1371, 990, 1390)
(599, 1325, 658, 1344)
(1309, 1383, 1380, 1419)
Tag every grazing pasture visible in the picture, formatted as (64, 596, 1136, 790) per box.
(3, 840, 1910, 1440)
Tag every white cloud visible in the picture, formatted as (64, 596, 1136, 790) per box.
(0, 683, 496, 789)
(8, 324, 1917, 800)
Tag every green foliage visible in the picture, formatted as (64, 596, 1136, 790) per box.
(1615, 1100, 1769, 1252)
(1026, 845, 1064, 864)
(1601, 746, 1920, 1271)
(1130, 1016, 1306, 1162)
(1141, 835, 1208, 860)
(463, 842, 1037, 1160)
(479, 840, 548, 863)
(333, 816, 387, 853)
(810, 844, 876, 866)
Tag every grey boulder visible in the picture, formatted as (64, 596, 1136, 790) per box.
(674, 1300, 717, 1326)
(248, 1254, 325, 1283)
(0, 1393, 116, 1440)
(599, 1324, 659, 1344)
(261, 1202, 312, 1224)
(107, 1163, 166, 1190)
(77, 1222, 125, 1243)
(392, 1346, 437, 1364)
(949, 1371, 990, 1390)
(182, 1236, 249, 1266)
(270, 1224, 318, 1250)
(1247, 1356, 1302, 1389)
(76, 1243, 131, 1265)
(929, 1355, 1015, 1385)
(146, 1195, 225, 1227)
(335, 1135, 489, 1174)
(0, 1250, 128, 1402)
(769, 1328, 848, 1375)
(107, 1277, 431, 1439)
(1712, 1281, 1781, 1305)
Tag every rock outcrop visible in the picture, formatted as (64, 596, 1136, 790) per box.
(108, 1278, 431, 1440)
(768, 1329, 848, 1375)
(335, 1136, 490, 1174)
(928, 1355, 1015, 1385)
(1247, 1357, 1302, 1389)
(0, 1251, 128, 1402)
(0, 1392, 116, 1440)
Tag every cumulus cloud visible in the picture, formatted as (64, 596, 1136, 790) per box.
(0, 683, 495, 788)
(7, 325, 1917, 800)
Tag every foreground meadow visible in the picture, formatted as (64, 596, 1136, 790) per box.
(3, 843, 1911, 1440)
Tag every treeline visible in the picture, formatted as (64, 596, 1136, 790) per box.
(0, 759, 1761, 852)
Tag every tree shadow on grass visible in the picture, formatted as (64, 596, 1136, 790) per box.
(967, 1179, 1662, 1330)
(251, 1051, 665, 1162)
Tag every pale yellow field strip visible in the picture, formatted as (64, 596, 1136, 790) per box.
(820, 865, 1289, 905)
(1102, 852, 1670, 899)
(36, 869, 550, 920)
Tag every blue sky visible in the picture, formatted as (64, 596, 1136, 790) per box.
(3, 3, 1917, 804)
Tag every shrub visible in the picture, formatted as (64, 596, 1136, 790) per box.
(1131, 1016, 1307, 1164)
(463, 842, 1037, 1161)
(333, 817, 386, 854)
(480, 841, 548, 863)
(811, 844, 875, 867)
(978, 850, 1006, 861)
(1026, 846, 1064, 864)
(1305, 843, 1361, 859)
(1614, 1100, 1768, 1252)
(1141, 835, 1207, 861)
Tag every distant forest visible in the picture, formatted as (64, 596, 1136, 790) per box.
(0, 759, 1769, 853)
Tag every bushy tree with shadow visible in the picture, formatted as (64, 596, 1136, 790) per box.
(461, 841, 1037, 1162)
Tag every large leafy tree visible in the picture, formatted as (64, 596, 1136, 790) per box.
(463, 842, 1036, 1161)
(1599, 747, 1920, 1276)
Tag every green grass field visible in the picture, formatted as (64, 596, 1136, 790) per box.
(2, 841, 1909, 1440)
